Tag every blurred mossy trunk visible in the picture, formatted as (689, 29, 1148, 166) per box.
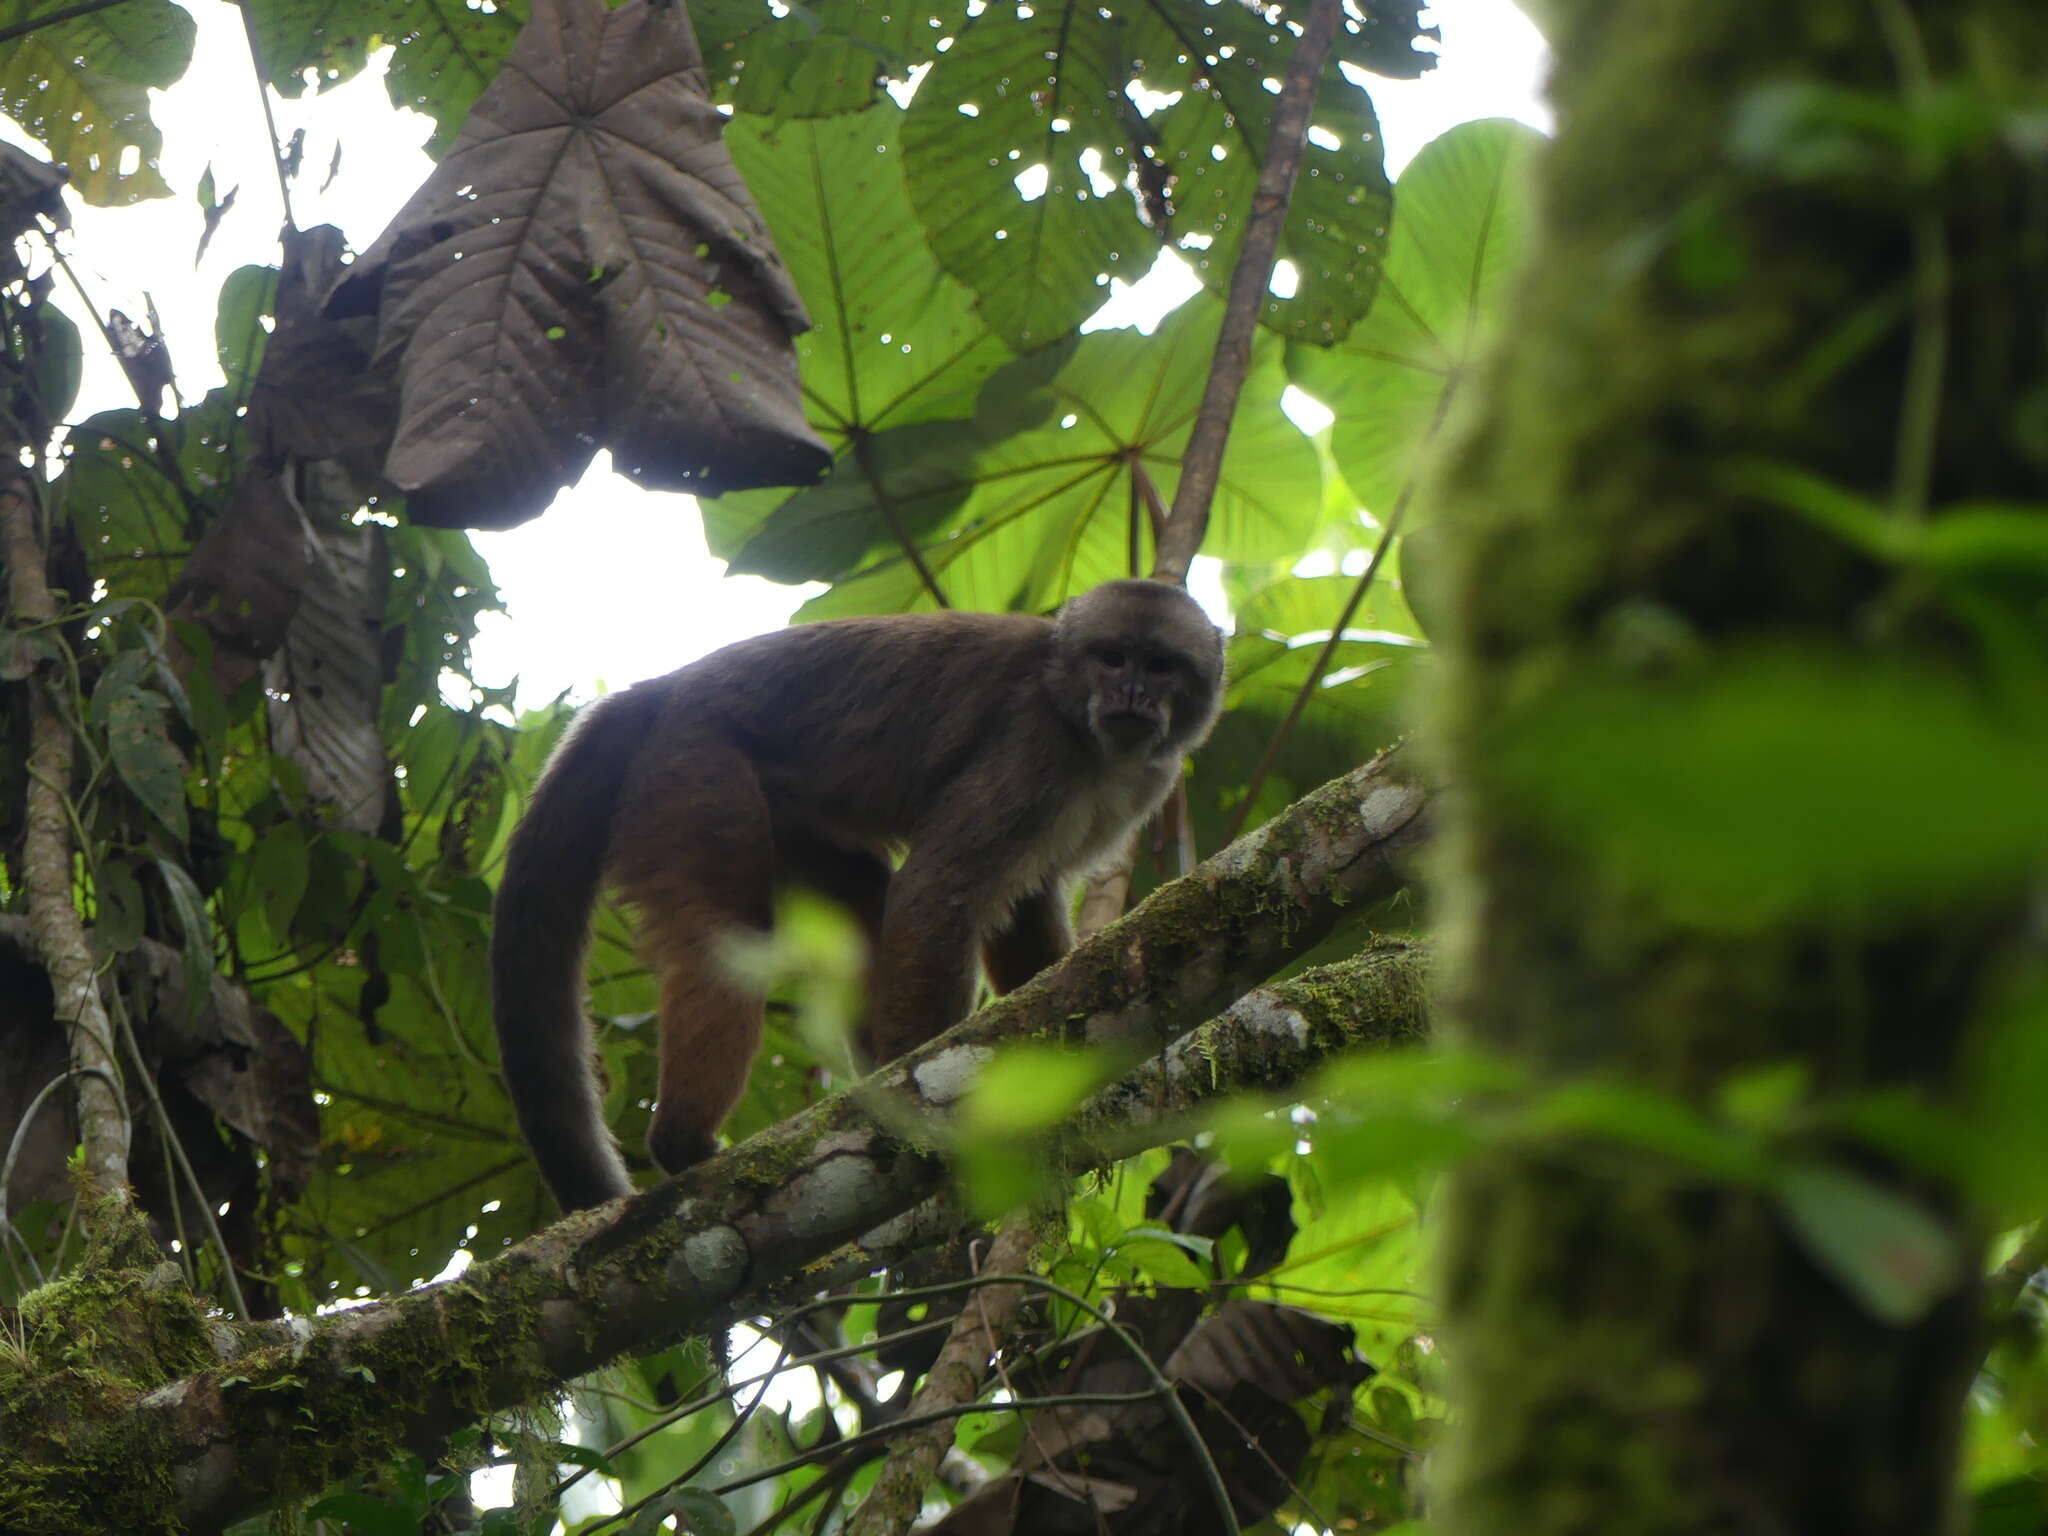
(1429, 3, 2047, 1532)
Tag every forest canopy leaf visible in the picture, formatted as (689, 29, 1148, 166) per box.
(727, 103, 1015, 438)
(245, 0, 521, 154)
(1290, 118, 1542, 517)
(1149, 6, 1393, 345)
(330, 0, 831, 530)
(793, 295, 1320, 617)
(697, 0, 966, 120)
(901, 2, 1155, 351)
(0, 0, 192, 204)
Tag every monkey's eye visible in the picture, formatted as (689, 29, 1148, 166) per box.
(1094, 647, 1127, 669)
(1144, 656, 1175, 677)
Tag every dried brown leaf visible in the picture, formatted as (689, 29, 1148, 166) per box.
(330, 0, 830, 529)
(165, 468, 307, 696)
(248, 224, 397, 488)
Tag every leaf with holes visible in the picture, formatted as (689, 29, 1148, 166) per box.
(1148, 3, 1393, 346)
(728, 102, 1015, 437)
(329, 0, 831, 530)
(699, 0, 965, 120)
(246, 0, 520, 153)
(901, 2, 1155, 351)
(0, 0, 192, 204)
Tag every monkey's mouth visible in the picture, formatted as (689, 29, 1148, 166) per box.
(1096, 706, 1163, 749)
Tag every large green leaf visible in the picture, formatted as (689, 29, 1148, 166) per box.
(1146, 5, 1393, 346)
(1190, 627, 1423, 848)
(696, 0, 967, 119)
(783, 294, 1322, 616)
(0, 0, 192, 204)
(56, 387, 254, 605)
(901, 2, 1155, 351)
(726, 104, 1014, 437)
(1290, 118, 1543, 518)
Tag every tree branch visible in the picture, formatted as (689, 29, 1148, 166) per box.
(1151, 0, 1341, 583)
(844, 1218, 1044, 1536)
(0, 473, 130, 1205)
(101, 753, 1426, 1533)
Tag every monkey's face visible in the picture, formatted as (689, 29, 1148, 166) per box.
(1082, 641, 1198, 751)
(1052, 580, 1226, 759)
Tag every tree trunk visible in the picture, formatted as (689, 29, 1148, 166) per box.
(1431, 3, 2046, 1531)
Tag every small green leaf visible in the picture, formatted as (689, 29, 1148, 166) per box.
(960, 1043, 1121, 1136)
(94, 858, 146, 953)
(249, 825, 309, 938)
(667, 1489, 736, 1536)
(1775, 1162, 1961, 1324)
(1117, 1232, 1214, 1290)
(29, 306, 82, 424)
(1715, 1063, 1811, 1133)
(106, 688, 189, 842)
(153, 859, 214, 1008)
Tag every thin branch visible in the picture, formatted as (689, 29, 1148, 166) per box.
(727, 1271, 1243, 1536)
(124, 761, 1428, 1533)
(0, 474, 130, 1203)
(108, 992, 252, 1317)
(233, 0, 297, 229)
(1151, 0, 1342, 583)
(845, 1218, 1043, 1536)
(1224, 513, 1403, 844)
(1224, 368, 1461, 843)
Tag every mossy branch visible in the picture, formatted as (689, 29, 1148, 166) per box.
(7, 752, 1428, 1535)
(0, 473, 130, 1206)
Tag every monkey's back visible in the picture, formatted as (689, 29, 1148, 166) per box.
(624, 610, 1078, 848)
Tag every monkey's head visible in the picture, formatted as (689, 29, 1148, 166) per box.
(1050, 580, 1226, 758)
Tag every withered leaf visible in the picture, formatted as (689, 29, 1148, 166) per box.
(265, 502, 389, 835)
(329, 0, 830, 530)
(165, 467, 308, 697)
(248, 223, 397, 490)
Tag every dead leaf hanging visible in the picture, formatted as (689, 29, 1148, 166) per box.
(328, 0, 830, 530)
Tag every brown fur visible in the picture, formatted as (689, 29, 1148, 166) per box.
(490, 580, 1224, 1210)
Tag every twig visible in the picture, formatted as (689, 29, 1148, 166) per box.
(233, 0, 298, 229)
(1, 474, 130, 1203)
(108, 988, 252, 1317)
(844, 1218, 1043, 1536)
(726, 1273, 1243, 1536)
(1224, 511, 1404, 844)
(1224, 367, 1460, 843)
(1151, 0, 1342, 583)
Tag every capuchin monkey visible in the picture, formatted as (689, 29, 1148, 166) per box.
(491, 580, 1225, 1211)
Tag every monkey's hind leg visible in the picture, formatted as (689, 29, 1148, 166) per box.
(611, 733, 776, 1175)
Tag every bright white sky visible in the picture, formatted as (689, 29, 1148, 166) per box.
(29, 0, 1548, 706)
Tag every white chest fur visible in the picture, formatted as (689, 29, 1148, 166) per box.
(990, 754, 1176, 920)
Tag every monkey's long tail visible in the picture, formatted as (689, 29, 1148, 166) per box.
(491, 686, 662, 1211)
